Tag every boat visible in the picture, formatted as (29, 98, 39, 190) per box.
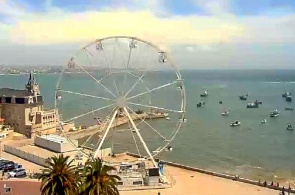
(131, 128, 140, 132)
(230, 120, 241, 127)
(56, 95, 62, 100)
(179, 118, 187, 122)
(166, 117, 170, 120)
(165, 146, 173, 152)
(270, 109, 279, 117)
(286, 96, 292, 102)
(239, 94, 248, 100)
(255, 100, 262, 105)
(285, 107, 294, 111)
(261, 119, 267, 124)
(219, 100, 223, 104)
(221, 110, 229, 116)
(286, 124, 294, 131)
(282, 91, 291, 98)
(200, 90, 208, 97)
(197, 101, 205, 107)
(247, 102, 259, 108)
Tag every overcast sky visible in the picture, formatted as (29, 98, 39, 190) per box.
(0, 0, 295, 69)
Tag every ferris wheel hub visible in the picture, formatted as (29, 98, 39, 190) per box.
(116, 96, 127, 108)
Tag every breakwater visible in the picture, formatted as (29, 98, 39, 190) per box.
(66, 112, 167, 140)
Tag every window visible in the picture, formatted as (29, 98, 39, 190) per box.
(118, 182, 123, 185)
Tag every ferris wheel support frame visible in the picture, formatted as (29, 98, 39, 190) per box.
(123, 107, 158, 168)
(93, 109, 118, 158)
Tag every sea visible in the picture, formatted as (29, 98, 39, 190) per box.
(0, 69, 295, 185)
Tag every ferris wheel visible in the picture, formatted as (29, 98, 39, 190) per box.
(55, 36, 186, 168)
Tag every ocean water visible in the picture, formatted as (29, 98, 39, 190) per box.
(0, 69, 295, 184)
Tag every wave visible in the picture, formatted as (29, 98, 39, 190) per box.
(263, 81, 295, 84)
(236, 164, 263, 170)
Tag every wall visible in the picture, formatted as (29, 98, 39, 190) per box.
(4, 144, 47, 166)
(34, 136, 78, 153)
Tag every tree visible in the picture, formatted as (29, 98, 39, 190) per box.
(39, 154, 80, 195)
(80, 157, 121, 195)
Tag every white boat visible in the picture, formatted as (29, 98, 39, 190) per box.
(270, 109, 280, 117)
(230, 120, 241, 127)
(166, 117, 170, 120)
(179, 118, 187, 122)
(221, 110, 229, 116)
(165, 146, 173, 152)
(261, 119, 267, 124)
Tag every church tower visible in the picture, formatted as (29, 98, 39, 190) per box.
(25, 71, 40, 96)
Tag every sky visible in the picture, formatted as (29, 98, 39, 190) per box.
(0, 0, 295, 69)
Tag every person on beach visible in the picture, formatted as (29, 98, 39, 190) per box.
(282, 186, 285, 195)
(277, 182, 279, 188)
(263, 181, 267, 187)
(271, 181, 274, 186)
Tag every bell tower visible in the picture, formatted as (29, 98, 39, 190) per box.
(25, 71, 40, 96)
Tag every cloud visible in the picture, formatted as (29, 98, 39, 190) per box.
(0, 0, 26, 17)
(7, 9, 244, 47)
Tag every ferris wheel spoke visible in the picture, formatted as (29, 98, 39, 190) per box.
(122, 48, 132, 95)
(123, 107, 157, 168)
(126, 80, 177, 101)
(124, 73, 145, 97)
(57, 89, 114, 102)
(126, 106, 168, 141)
(63, 103, 115, 123)
(107, 38, 120, 95)
(76, 60, 117, 98)
(127, 102, 183, 113)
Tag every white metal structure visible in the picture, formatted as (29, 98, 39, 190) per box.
(55, 36, 186, 168)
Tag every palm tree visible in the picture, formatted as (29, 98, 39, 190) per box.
(80, 157, 121, 195)
(39, 154, 80, 195)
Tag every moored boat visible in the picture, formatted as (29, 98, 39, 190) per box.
(286, 96, 292, 102)
(270, 109, 279, 117)
(200, 90, 208, 97)
(282, 91, 291, 98)
(261, 119, 267, 124)
(221, 110, 229, 116)
(247, 102, 259, 108)
(230, 120, 241, 127)
(197, 101, 205, 107)
(285, 107, 294, 111)
(239, 94, 248, 100)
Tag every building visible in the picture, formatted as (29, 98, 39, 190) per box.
(0, 72, 58, 138)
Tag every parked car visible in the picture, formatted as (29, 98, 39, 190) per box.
(8, 168, 26, 178)
(0, 161, 13, 170)
(3, 162, 16, 172)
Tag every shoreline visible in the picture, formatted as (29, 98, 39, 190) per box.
(126, 152, 294, 194)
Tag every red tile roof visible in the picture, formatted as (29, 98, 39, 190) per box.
(0, 180, 41, 195)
